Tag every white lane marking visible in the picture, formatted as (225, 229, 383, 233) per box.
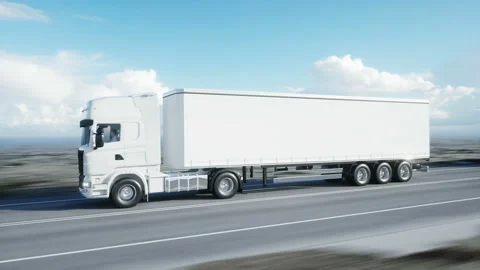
(1, 176, 479, 228)
(1, 196, 479, 265)
(426, 167, 480, 173)
(1, 166, 478, 208)
(0, 198, 85, 208)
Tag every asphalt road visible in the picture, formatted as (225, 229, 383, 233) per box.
(1, 165, 480, 270)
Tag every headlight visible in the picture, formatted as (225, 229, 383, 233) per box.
(82, 182, 91, 188)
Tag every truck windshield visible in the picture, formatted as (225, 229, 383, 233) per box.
(81, 126, 91, 146)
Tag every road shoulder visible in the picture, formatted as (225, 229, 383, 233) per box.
(185, 216, 480, 270)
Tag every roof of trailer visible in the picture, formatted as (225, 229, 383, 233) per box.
(162, 88, 430, 104)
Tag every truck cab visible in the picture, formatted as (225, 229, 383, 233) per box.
(78, 91, 243, 208)
(78, 93, 166, 206)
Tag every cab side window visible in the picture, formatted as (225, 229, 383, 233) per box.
(99, 124, 121, 143)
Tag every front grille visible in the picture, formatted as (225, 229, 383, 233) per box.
(78, 150, 84, 176)
(78, 150, 84, 188)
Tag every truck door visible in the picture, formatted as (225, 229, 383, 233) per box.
(97, 123, 125, 169)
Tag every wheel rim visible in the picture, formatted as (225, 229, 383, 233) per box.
(399, 164, 411, 180)
(218, 177, 234, 196)
(119, 184, 136, 201)
(378, 166, 391, 182)
(356, 167, 369, 184)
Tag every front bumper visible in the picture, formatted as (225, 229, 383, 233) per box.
(78, 174, 109, 199)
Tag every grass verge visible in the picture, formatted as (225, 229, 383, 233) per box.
(188, 236, 480, 270)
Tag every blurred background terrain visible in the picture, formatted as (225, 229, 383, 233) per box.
(1, 137, 479, 199)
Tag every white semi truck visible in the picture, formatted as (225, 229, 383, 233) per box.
(78, 88, 430, 208)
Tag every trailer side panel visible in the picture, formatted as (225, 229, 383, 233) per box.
(163, 89, 430, 169)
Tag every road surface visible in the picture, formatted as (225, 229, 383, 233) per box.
(1, 165, 480, 270)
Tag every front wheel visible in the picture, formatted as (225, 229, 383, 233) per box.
(111, 179, 143, 208)
(212, 172, 239, 199)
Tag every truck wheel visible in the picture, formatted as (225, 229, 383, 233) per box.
(213, 172, 239, 199)
(348, 163, 371, 186)
(372, 162, 392, 184)
(393, 161, 413, 182)
(111, 179, 142, 208)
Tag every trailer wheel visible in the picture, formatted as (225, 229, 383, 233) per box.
(111, 179, 143, 208)
(393, 161, 413, 182)
(212, 172, 239, 199)
(348, 163, 371, 186)
(372, 162, 392, 184)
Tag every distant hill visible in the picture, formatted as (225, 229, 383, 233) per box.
(0, 137, 78, 149)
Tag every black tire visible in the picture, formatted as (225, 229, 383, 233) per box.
(348, 163, 371, 186)
(111, 179, 143, 208)
(393, 161, 413, 182)
(372, 162, 393, 184)
(212, 172, 239, 199)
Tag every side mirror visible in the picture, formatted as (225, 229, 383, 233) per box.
(95, 133, 104, 148)
(94, 127, 104, 149)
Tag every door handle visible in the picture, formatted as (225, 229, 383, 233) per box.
(115, 154, 124, 160)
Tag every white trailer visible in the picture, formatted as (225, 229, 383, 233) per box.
(78, 88, 430, 208)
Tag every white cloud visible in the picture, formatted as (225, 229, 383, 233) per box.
(104, 69, 169, 98)
(84, 69, 169, 104)
(313, 55, 435, 93)
(0, 1, 48, 22)
(15, 103, 28, 114)
(7, 103, 77, 127)
(310, 54, 476, 119)
(0, 50, 170, 136)
(0, 51, 76, 103)
(425, 85, 475, 119)
(88, 84, 122, 99)
(49, 50, 104, 74)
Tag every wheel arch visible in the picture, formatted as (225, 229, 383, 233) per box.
(207, 168, 241, 192)
(108, 171, 147, 197)
(389, 159, 412, 168)
(342, 161, 369, 176)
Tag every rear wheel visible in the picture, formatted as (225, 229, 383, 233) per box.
(347, 163, 371, 186)
(372, 162, 392, 184)
(111, 179, 143, 208)
(393, 161, 413, 182)
(212, 172, 239, 199)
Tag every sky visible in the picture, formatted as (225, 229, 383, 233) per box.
(0, 0, 479, 139)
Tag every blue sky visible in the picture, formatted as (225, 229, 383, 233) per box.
(0, 0, 479, 138)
